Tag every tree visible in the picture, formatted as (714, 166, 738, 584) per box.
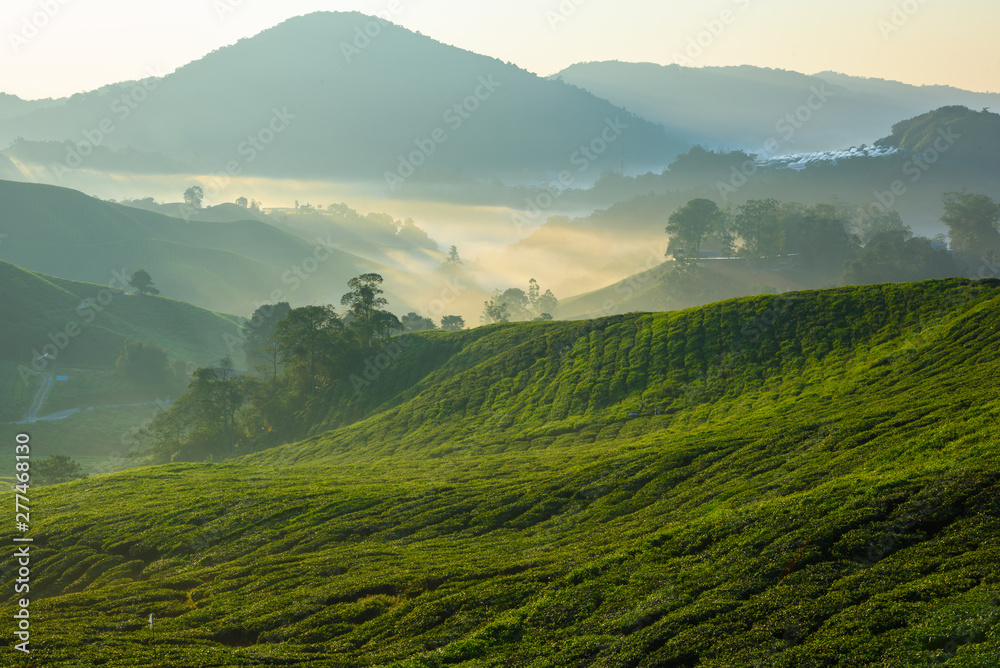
(481, 298, 510, 324)
(235, 196, 249, 208)
(276, 305, 343, 396)
(341, 274, 400, 346)
(844, 233, 959, 285)
(32, 455, 87, 486)
(183, 186, 204, 209)
(666, 198, 725, 258)
(129, 268, 160, 296)
(242, 302, 291, 380)
(202, 356, 248, 457)
(528, 278, 540, 311)
(499, 288, 531, 321)
(790, 206, 857, 275)
(856, 209, 909, 245)
(441, 315, 466, 331)
(537, 289, 559, 318)
(734, 199, 782, 264)
(116, 339, 170, 387)
(941, 191, 1000, 257)
(134, 357, 250, 462)
(402, 312, 437, 332)
(447, 246, 463, 265)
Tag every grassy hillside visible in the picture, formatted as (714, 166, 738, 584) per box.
(0, 179, 393, 314)
(556, 259, 822, 320)
(0, 259, 243, 369)
(0, 259, 242, 429)
(876, 106, 1000, 173)
(4, 279, 1000, 665)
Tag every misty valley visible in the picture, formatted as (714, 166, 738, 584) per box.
(1, 7, 1000, 667)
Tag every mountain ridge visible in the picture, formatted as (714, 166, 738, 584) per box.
(553, 61, 1000, 155)
(0, 179, 397, 315)
(0, 12, 686, 183)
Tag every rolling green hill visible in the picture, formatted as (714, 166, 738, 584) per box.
(876, 106, 1000, 173)
(4, 279, 1000, 665)
(0, 258, 249, 478)
(0, 179, 398, 314)
(555, 259, 820, 320)
(0, 258, 242, 369)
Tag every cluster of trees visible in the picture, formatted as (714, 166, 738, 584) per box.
(481, 278, 559, 324)
(400, 313, 466, 332)
(941, 191, 1000, 262)
(31, 455, 87, 487)
(664, 191, 1000, 285)
(128, 274, 466, 463)
(115, 339, 186, 388)
(235, 196, 263, 212)
(851, 191, 998, 283)
(666, 198, 871, 271)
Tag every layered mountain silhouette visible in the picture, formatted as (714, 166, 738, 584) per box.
(0, 13, 685, 183)
(553, 62, 1000, 154)
(0, 179, 399, 315)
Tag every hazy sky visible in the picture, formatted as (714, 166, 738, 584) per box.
(2, 0, 998, 99)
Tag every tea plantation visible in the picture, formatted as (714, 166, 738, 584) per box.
(3, 279, 1000, 666)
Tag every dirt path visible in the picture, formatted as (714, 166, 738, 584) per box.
(24, 367, 53, 422)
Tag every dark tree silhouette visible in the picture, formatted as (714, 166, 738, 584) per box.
(666, 198, 725, 259)
(129, 268, 160, 296)
(441, 315, 465, 331)
(942, 191, 1000, 257)
(183, 186, 204, 209)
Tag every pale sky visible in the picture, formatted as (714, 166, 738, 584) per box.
(2, 0, 998, 99)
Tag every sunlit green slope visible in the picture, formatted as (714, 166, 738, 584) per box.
(4, 279, 1000, 666)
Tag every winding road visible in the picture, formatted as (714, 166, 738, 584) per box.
(10, 355, 175, 425)
(23, 358, 54, 422)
